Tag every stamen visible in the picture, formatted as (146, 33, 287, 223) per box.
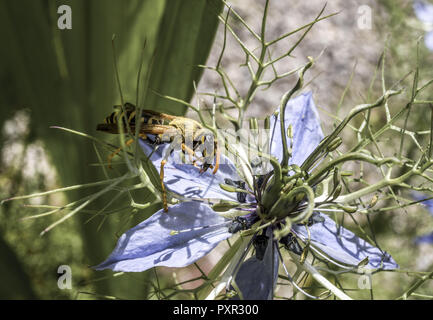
(306, 212, 325, 227)
(228, 214, 259, 234)
(224, 178, 250, 203)
(314, 208, 346, 213)
(280, 233, 303, 255)
(253, 234, 269, 260)
(291, 229, 355, 270)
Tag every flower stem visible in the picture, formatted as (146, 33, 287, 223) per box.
(301, 260, 353, 300)
(301, 89, 402, 172)
(280, 58, 314, 168)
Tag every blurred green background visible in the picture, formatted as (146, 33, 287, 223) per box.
(0, 0, 433, 300)
(0, 0, 223, 299)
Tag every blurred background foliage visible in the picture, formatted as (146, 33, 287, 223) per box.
(0, 0, 222, 299)
(1, 0, 433, 300)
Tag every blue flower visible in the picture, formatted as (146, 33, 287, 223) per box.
(413, 0, 433, 51)
(95, 92, 398, 299)
(413, 193, 433, 244)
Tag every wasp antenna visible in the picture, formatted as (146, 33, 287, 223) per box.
(212, 142, 220, 174)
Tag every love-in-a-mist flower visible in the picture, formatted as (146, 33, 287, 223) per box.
(95, 92, 398, 300)
(413, 0, 433, 51)
(413, 193, 433, 244)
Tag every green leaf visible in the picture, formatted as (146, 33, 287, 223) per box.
(145, 0, 224, 115)
(0, 232, 36, 299)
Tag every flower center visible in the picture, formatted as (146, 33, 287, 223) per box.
(259, 170, 307, 221)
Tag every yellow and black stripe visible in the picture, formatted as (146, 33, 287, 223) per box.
(97, 103, 167, 133)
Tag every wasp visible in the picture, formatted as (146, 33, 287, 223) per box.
(96, 103, 220, 211)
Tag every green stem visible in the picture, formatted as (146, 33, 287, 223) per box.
(301, 89, 402, 171)
(397, 270, 433, 300)
(296, 259, 353, 300)
(336, 160, 433, 204)
(279, 58, 314, 168)
(307, 153, 402, 186)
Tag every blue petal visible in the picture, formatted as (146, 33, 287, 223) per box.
(269, 92, 324, 166)
(414, 1, 433, 23)
(140, 140, 240, 201)
(415, 232, 433, 244)
(232, 229, 279, 300)
(412, 192, 433, 217)
(425, 30, 433, 51)
(292, 213, 399, 270)
(94, 202, 231, 272)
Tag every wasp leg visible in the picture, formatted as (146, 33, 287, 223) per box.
(181, 143, 196, 165)
(159, 140, 196, 212)
(107, 138, 134, 168)
(160, 159, 168, 212)
(193, 136, 219, 175)
(212, 141, 220, 174)
(158, 134, 184, 212)
(107, 134, 147, 168)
